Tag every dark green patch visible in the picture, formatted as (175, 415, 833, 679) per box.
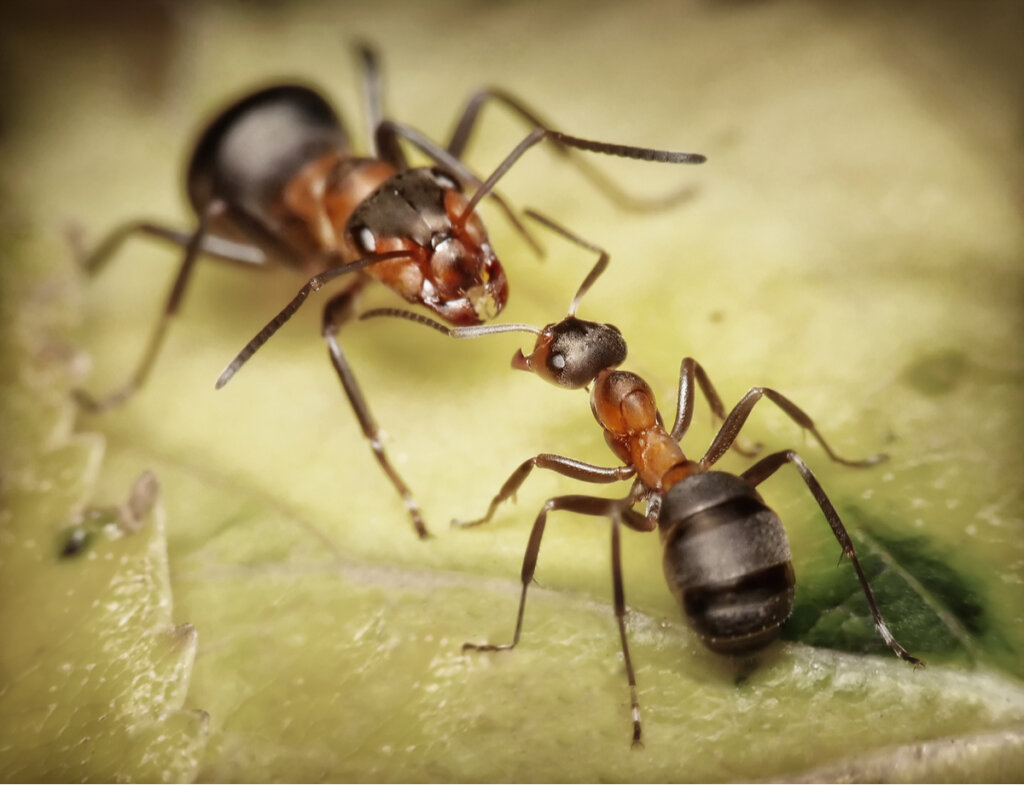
(875, 532, 986, 635)
(782, 507, 1004, 670)
(901, 348, 969, 396)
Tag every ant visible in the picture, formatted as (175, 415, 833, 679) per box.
(362, 213, 923, 744)
(72, 45, 706, 538)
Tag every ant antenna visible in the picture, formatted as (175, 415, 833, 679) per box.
(521, 209, 608, 317)
(375, 121, 544, 257)
(215, 250, 414, 388)
(360, 308, 541, 339)
(446, 88, 702, 212)
(455, 127, 706, 233)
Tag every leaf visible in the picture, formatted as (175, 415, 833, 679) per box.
(0, 240, 207, 781)
(2, 1, 1023, 781)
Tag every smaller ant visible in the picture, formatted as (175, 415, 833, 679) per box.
(363, 213, 923, 745)
(71, 45, 705, 538)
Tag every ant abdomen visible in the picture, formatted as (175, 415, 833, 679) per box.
(187, 84, 350, 221)
(659, 472, 796, 656)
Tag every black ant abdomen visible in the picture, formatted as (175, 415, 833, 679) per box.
(659, 471, 795, 657)
(187, 84, 350, 228)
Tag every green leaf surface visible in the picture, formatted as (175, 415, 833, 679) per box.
(2, 1, 1022, 781)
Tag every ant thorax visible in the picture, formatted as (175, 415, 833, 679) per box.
(273, 152, 397, 263)
(590, 369, 690, 491)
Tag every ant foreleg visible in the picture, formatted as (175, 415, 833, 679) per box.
(322, 283, 428, 539)
(741, 450, 923, 667)
(669, 358, 762, 457)
(699, 382, 887, 471)
(215, 250, 413, 388)
(444, 87, 700, 213)
(74, 200, 232, 413)
(464, 492, 652, 746)
(453, 454, 635, 528)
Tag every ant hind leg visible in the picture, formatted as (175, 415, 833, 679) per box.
(74, 200, 236, 412)
(741, 449, 923, 667)
(443, 87, 699, 213)
(699, 385, 887, 471)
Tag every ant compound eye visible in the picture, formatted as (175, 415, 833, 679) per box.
(351, 225, 377, 253)
(431, 168, 461, 192)
(549, 353, 566, 373)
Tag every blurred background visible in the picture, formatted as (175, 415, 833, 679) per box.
(1, 0, 1022, 781)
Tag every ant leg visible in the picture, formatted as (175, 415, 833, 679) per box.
(742, 450, 923, 667)
(214, 250, 413, 388)
(699, 384, 887, 471)
(74, 201, 235, 413)
(670, 358, 697, 440)
(669, 358, 761, 456)
(464, 492, 652, 745)
(642, 482, 662, 526)
(445, 88, 552, 160)
(71, 217, 265, 275)
(443, 87, 700, 213)
(353, 42, 407, 169)
(321, 284, 428, 539)
(611, 513, 645, 747)
(453, 454, 635, 528)
(354, 43, 383, 150)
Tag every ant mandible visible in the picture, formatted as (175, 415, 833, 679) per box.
(363, 213, 923, 744)
(72, 45, 705, 538)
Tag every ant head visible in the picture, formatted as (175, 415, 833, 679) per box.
(346, 167, 508, 326)
(513, 317, 627, 389)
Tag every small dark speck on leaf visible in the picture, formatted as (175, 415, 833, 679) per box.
(902, 348, 969, 396)
(59, 527, 93, 558)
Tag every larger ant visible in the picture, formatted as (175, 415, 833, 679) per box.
(363, 214, 923, 744)
(73, 45, 705, 538)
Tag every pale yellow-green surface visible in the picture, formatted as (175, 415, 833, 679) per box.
(1, 1, 1022, 781)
